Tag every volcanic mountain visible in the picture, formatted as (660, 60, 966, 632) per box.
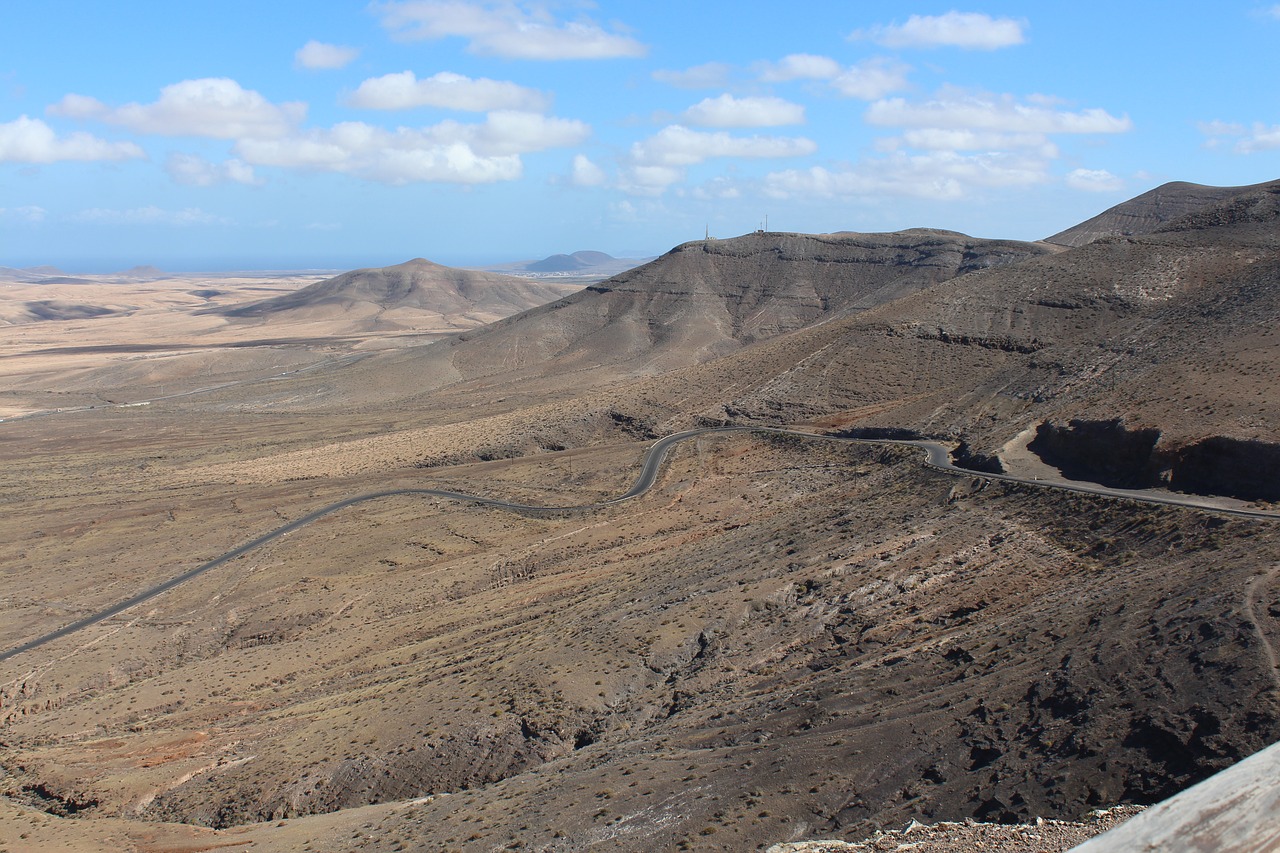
(159, 180, 1280, 497)
(524, 250, 617, 272)
(178, 182, 1280, 464)
(478, 249, 650, 278)
(195, 228, 1051, 418)
(1043, 179, 1267, 247)
(426, 230, 1051, 383)
(213, 257, 584, 335)
(667, 179, 1280, 497)
(0, 265, 67, 282)
(2, 179, 1280, 852)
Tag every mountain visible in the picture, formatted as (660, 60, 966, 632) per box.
(4, 179, 1280, 852)
(158, 183, 1280, 494)
(525, 250, 616, 272)
(113, 265, 168, 281)
(443, 229, 1053, 381)
(31, 276, 98, 285)
(0, 265, 67, 282)
(1043, 179, 1276, 247)
(683, 179, 1280, 497)
(15, 300, 121, 322)
(361, 180, 1280, 495)
(476, 249, 652, 279)
(212, 257, 585, 334)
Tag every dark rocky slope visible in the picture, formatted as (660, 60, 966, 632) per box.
(1044, 179, 1278, 247)
(697, 181, 1280, 502)
(442, 229, 1051, 380)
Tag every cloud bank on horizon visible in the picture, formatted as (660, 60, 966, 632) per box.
(1, 1, 1277, 269)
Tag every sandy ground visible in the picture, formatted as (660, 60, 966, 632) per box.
(0, 269, 565, 420)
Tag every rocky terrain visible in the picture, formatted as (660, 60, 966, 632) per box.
(216, 258, 582, 334)
(769, 806, 1145, 852)
(0, 179, 1278, 851)
(1043, 181, 1259, 247)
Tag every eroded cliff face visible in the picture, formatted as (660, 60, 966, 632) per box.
(1028, 419, 1280, 502)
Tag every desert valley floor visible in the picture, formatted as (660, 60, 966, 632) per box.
(1, 180, 1279, 851)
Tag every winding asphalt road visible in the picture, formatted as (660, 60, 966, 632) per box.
(2, 426, 1276, 664)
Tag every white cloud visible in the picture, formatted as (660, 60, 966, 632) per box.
(855, 11, 1028, 50)
(235, 111, 589, 185)
(50, 78, 306, 139)
(756, 53, 842, 82)
(866, 90, 1132, 134)
(373, 1, 647, 60)
(630, 125, 816, 168)
(295, 40, 360, 70)
(1201, 119, 1280, 153)
(570, 153, 606, 187)
(45, 93, 108, 120)
(1197, 119, 1246, 138)
(754, 55, 909, 100)
(0, 115, 144, 163)
(71, 206, 231, 225)
(682, 94, 804, 128)
(894, 128, 1059, 158)
(166, 152, 263, 186)
(620, 125, 816, 196)
(1, 205, 47, 222)
(470, 111, 591, 155)
(652, 62, 732, 89)
(617, 164, 685, 196)
(830, 58, 912, 100)
(789, 87, 1134, 203)
(1066, 168, 1124, 192)
(1238, 123, 1280, 152)
(1268, 4, 1280, 19)
(348, 70, 549, 112)
(764, 149, 1050, 202)
(691, 176, 743, 200)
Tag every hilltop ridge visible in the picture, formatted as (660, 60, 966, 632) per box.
(1044, 178, 1279, 246)
(211, 257, 583, 334)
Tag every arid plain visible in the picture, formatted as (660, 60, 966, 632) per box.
(1, 181, 1279, 851)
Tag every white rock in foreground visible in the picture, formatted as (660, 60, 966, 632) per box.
(1069, 740, 1280, 852)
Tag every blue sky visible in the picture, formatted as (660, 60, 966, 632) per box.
(2, 2, 1279, 271)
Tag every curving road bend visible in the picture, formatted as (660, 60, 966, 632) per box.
(2, 426, 1276, 664)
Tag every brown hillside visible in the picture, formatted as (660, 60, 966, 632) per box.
(1043, 179, 1278, 247)
(148, 183, 1279, 497)
(698, 181, 1280, 497)
(215, 258, 583, 333)
(194, 229, 1050, 414)
(447, 230, 1051, 378)
(3, 179, 1280, 852)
